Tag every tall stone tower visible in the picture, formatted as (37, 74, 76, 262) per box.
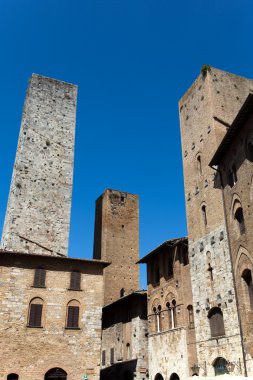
(179, 66, 253, 375)
(2, 74, 77, 257)
(93, 189, 140, 305)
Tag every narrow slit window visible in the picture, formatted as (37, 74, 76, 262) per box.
(235, 207, 245, 234)
(202, 205, 207, 226)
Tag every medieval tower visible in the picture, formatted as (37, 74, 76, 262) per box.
(93, 189, 140, 305)
(1, 74, 77, 257)
(179, 67, 253, 375)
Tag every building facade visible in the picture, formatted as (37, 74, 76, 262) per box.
(138, 238, 197, 380)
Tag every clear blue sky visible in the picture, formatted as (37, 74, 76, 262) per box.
(1, 0, 253, 288)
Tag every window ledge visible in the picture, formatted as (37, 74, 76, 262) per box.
(67, 288, 83, 291)
(27, 325, 43, 328)
(210, 334, 226, 340)
(31, 286, 46, 289)
(65, 327, 81, 330)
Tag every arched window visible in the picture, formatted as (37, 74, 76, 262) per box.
(172, 299, 177, 328)
(201, 205, 207, 226)
(33, 267, 46, 288)
(69, 271, 81, 290)
(227, 165, 237, 187)
(153, 305, 161, 333)
(234, 207, 245, 234)
(7, 374, 19, 380)
(44, 368, 67, 380)
(120, 288, 125, 297)
(208, 307, 225, 337)
(154, 374, 164, 380)
(213, 357, 228, 376)
(170, 374, 180, 380)
(28, 297, 43, 327)
(66, 300, 80, 329)
(242, 269, 253, 310)
(166, 302, 172, 329)
(187, 305, 194, 328)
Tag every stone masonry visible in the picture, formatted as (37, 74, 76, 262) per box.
(1, 74, 77, 257)
(179, 67, 253, 376)
(93, 189, 139, 305)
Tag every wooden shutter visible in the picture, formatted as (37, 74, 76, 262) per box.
(67, 306, 79, 328)
(34, 268, 46, 287)
(209, 308, 225, 337)
(110, 348, 114, 364)
(70, 271, 81, 290)
(102, 350, 106, 366)
(29, 304, 42, 327)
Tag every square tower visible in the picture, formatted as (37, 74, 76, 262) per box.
(179, 67, 253, 375)
(93, 189, 140, 305)
(1, 74, 77, 256)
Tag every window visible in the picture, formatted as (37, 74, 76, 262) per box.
(110, 348, 114, 364)
(172, 299, 177, 328)
(202, 205, 207, 226)
(120, 288, 125, 297)
(234, 207, 245, 234)
(102, 350, 106, 366)
(126, 343, 131, 359)
(246, 133, 253, 162)
(166, 300, 177, 329)
(208, 307, 225, 337)
(153, 306, 161, 333)
(168, 255, 173, 277)
(28, 298, 43, 327)
(33, 267, 46, 288)
(66, 300, 80, 328)
(154, 265, 160, 284)
(242, 269, 253, 310)
(69, 271, 81, 290)
(228, 165, 237, 187)
(187, 305, 194, 328)
(197, 155, 202, 176)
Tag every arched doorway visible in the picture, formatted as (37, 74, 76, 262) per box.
(44, 368, 67, 380)
(7, 375, 19, 380)
(213, 357, 228, 376)
(154, 374, 164, 380)
(170, 373, 180, 380)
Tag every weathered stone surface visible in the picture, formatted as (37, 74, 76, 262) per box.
(1, 74, 77, 257)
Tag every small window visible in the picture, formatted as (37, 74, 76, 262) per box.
(120, 288, 125, 297)
(213, 357, 228, 376)
(187, 305, 194, 328)
(208, 307, 225, 338)
(202, 205, 207, 226)
(33, 267, 46, 288)
(110, 348, 114, 364)
(234, 207, 245, 234)
(102, 350, 106, 366)
(197, 155, 202, 176)
(66, 300, 80, 328)
(28, 298, 43, 327)
(70, 271, 81, 290)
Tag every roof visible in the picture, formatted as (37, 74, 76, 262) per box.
(103, 290, 147, 310)
(209, 93, 253, 166)
(0, 249, 110, 267)
(137, 236, 188, 264)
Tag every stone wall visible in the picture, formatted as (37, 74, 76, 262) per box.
(93, 189, 139, 305)
(1, 74, 77, 257)
(0, 252, 105, 380)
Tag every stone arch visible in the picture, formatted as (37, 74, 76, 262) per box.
(170, 373, 180, 380)
(44, 368, 67, 380)
(154, 374, 164, 380)
(212, 357, 228, 376)
(164, 288, 178, 306)
(234, 246, 253, 278)
(7, 374, 19, 380)
(230, 194, 242, 218)
(151, 297, 161, 311)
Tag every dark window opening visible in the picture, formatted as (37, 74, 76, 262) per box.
(120, 288, 125, 297)
(28, 303, 43, 327)
(235, 207, 245, 234)
(70, 271, 81, 290)
(247, 140, 253, 162)
(202, 205, 207, 226)
(7, 374, 19, 380)
(33, 267, 46, 288)
(197, 155, 202, 175)
(208, 307, 225, 338)
(213, 357, 228, 376)
(67, 306, 79, 328)
(154, 266, 160, 284)
(208, 263, 213, 282)
(242, 269, 253, 310)
(168, 255, 174, 277)
(102, 350, 106, 366)
(44, 368, 67, 380)
(110, 348, 114, 364)
(187, 305, 194, 328)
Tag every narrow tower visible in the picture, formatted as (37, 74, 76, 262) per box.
(93, 189, 139, 305)
(2, 74, 77, 256)
(179, 66, 253, 375)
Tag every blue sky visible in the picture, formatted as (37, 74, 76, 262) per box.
(1, 0, 253, 288)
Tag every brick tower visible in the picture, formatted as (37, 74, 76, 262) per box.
(1, 74, 77, 257)
(179, 66, 253, 375)
(93, 189, 140, 305)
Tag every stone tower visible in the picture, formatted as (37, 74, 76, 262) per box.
(179, 67, 253, 375)
(2, 74, 77, 257)
(93, 189, 139, 305)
